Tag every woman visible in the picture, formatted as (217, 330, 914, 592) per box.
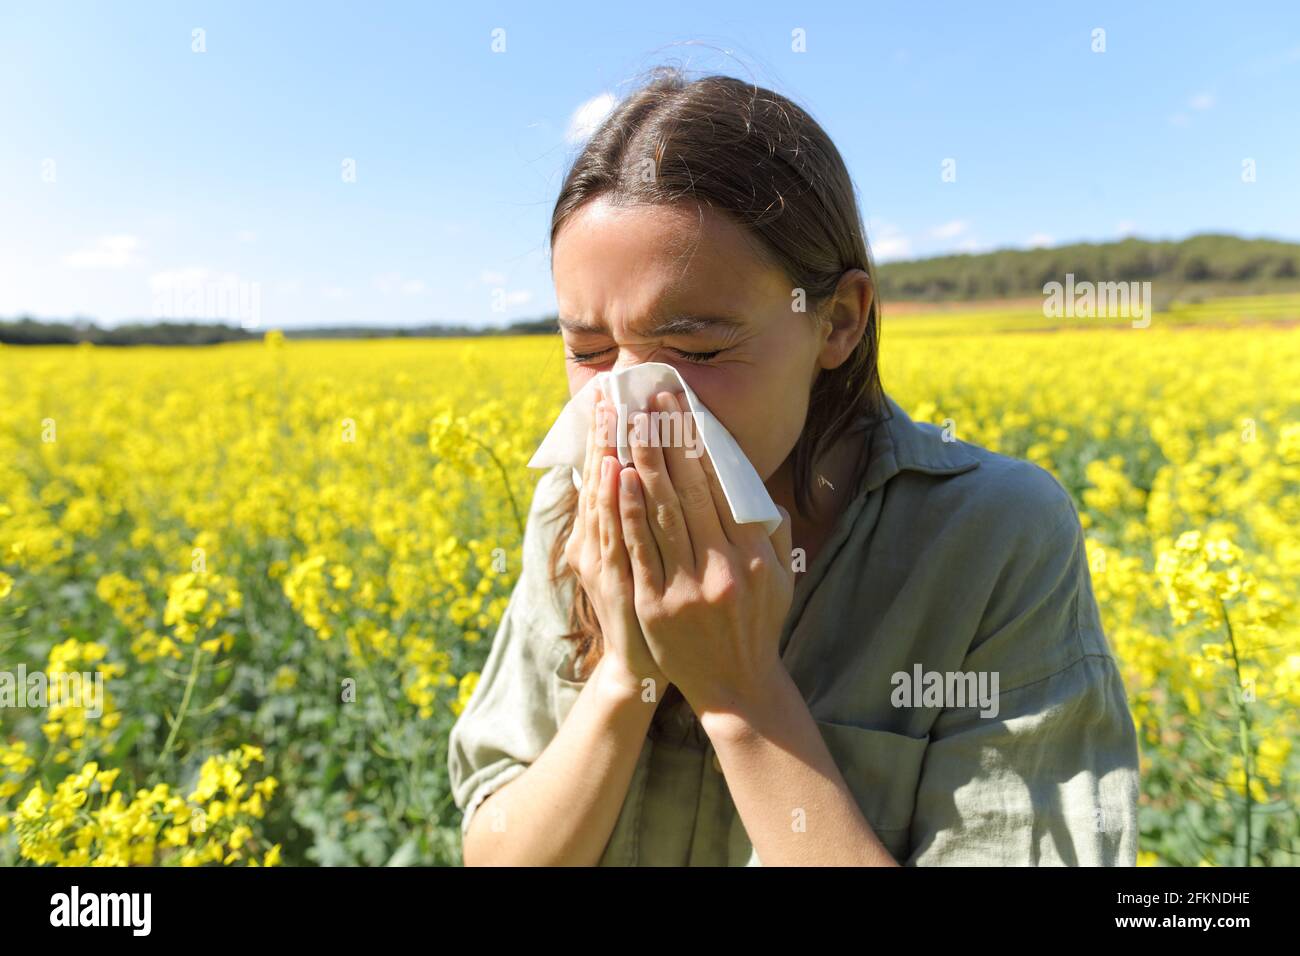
(448, 68, 1140, 866)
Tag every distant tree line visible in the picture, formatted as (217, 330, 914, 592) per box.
(4, 234, 1297, 344)
(0, 319, 258, 346)
(0, 316, 561, 346)
(873, 234, 1300, 301)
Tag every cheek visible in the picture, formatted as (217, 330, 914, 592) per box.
(689, 367, 807, 480)
(566, 364, 600, 398)
(735, 400, 809, 481)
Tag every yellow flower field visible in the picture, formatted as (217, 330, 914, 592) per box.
(1, 299, 1298, 865)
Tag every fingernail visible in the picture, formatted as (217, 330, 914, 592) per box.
(620, 467, 636, 493)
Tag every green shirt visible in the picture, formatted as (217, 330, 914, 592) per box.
(448, 395, 1141, 865)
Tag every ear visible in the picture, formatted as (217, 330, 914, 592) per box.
(816, 269, 873, 371)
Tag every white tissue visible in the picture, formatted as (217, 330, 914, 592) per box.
(528, 362, 783, 535)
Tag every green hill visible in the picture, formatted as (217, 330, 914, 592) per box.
(875, 234, 1300, 302)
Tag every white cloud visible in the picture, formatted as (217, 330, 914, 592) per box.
(236, 230, 257, 243)
(868, 220, 911, 262)
(150, 267, 224, 293)
(565, 92, 618, 145)
(375, 272, 429, 296)
(873, 236, 912, 261)
(1168, 113, 1190, 127)
(928, 220, 969, 240)
(1189, 92, 1215, 111)
(1026, 233, 1054, 248)
(150, 268, 256, 299)
(478, 270, 532, 309)
(954, 238, 988, 254)
(322, 286, 348, 299)
(64, 234, 145, 269)
(1116, 221, 1138, 237)
(498, 289, 532, 307)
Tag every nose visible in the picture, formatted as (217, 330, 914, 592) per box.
(611, 351, 645, 373)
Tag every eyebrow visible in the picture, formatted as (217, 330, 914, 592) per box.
(557, 313, 746, 337)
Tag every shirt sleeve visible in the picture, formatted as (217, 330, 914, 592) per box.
(446, 466, 576, 840)
(904, 489, 1142, 866)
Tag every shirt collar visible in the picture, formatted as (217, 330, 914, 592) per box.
(861, 393, 980, 492)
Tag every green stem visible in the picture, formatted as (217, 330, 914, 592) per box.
(1217, 595, 1254, 866)
(155, 644, 204, 776)
(466, 434, 525, 540)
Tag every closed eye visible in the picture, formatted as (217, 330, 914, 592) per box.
(566, 347, 614, 364)
(565, 346, 725, 365)
(669, 348, 723, 364)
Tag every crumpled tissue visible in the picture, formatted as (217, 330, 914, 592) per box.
(527, 362, 782, 534)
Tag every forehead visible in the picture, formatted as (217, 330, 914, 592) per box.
(551, 198, 784, 324)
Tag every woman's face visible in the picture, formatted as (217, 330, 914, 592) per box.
(551, 198, 838, 483)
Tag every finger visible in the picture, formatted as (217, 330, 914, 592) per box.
(579, 386, 599, 507)
(628, 409, 693, 575)
(567, 389, 597, 562)
(654, 390, 727, 566)
(697, 444, 745, 547)
(596, 391, 619, 458)
(597, 454, 631, 580)
(617, 464, 664, 594)
(584, 393, 614, 557)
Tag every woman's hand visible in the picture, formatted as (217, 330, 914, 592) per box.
(564, 388, 671, 702)
(616, 389, 795, 720)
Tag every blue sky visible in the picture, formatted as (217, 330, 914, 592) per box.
(1, 0, 1297, 329)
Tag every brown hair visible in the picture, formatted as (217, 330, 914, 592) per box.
(545, 67, 885, 681)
